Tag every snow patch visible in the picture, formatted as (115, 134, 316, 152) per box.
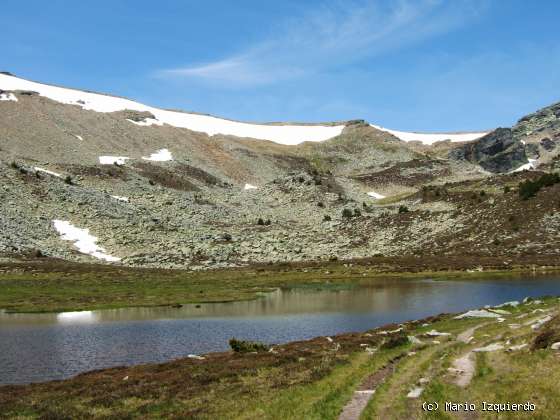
(0, 74, 345, 145)
(367, 191, 385, 199)
(511, 159, 537, 173)
(34, 167, 62, 178)
(142, 148, 173, 162)
(111, 195, 129, 202)
(0, 92, 17, 102)
(244, 183, 258, 190)
(53, 220, 120, 262)
(99, 156, 130, 165)
(370, 124, 488, 145)
(74, 135, 83, 141)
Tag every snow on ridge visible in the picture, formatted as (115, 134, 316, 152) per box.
(367, 191, 385, 199)
(34, 167, 62, 178)
(74, 135, 83, 141)
(142, 148, 173, 162)
(53, 220, 120, 262)
(244, 183, 258, 190)
(0, 73, 345, 145)
(0, 92, 17, 102)
(370, 124, 488, 145)
(99, 156, 130, 165)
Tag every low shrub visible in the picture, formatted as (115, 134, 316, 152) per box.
(229, 338, 269, 353)
(519, 172, 560, 200)
(381, 331, 409, 349)
(398, 205, 409, 214)
(342, 208, 353, 218)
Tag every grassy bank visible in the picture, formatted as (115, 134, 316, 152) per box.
(2, 296, 560, 418)
(0, 256, 559, 313)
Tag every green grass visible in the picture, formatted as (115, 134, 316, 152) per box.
(1, 259, 558, 313)
(254, 348, 408, 419)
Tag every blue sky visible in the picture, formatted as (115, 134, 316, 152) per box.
(3, 0, 560, 131)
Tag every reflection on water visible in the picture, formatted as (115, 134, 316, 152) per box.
(1, 274, 560, 385)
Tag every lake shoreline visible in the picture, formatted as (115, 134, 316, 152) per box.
(1, 255, 560, 313)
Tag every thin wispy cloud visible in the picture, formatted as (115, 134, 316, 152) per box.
(157, 0, 486, 87)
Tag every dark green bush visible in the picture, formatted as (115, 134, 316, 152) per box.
(398, 205, 409, 214)
(229, 338, 269, 353)
(257, 218, 265, 225)
(381, 331, 409, 349)
(323, 214, 332, 222)
(64, 175, 73, 185)
(342, 208, 353, 218)
(519, 173, 560, 200)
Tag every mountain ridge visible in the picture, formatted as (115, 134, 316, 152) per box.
(1, 74, 559, 269)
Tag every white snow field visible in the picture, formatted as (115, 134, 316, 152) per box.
(244, 183, 258, 190)
(99, 156, 130, 165)
(52, 220, 121, 262)
(142, 148, 173, 161)
(0, 73, 345, 145)
(370, 124, 488, 145)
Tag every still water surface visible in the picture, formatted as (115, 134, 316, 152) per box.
(1, 274, 560, 385)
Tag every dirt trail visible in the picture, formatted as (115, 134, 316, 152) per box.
(449, 324, 487, 388)
(338, 355, 403, 420)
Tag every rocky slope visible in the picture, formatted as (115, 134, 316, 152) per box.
(1, 74, 559, 269)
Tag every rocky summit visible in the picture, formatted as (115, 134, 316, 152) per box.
(1, 74, 559, 270)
